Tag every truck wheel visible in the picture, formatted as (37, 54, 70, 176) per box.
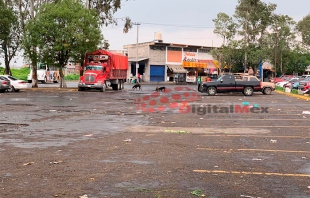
(112, 84, 118, 90)
(244, 87, 253, 96)
(78, 87, 84, 91)
(207, 87, 216, 95)
(263, 87, 272, 95)
(28, 80, 32, 83)
(100, 86, 105, 92)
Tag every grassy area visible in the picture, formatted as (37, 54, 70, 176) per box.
(65, 74, 79, 81)
(276, 86, 310, 97)
(1, 67, 79, 81)
(11, 67, 30, 81)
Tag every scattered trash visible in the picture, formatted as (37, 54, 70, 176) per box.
(79, 195, 88, 198)
(242, 102, 249, 106)
(302, 156, 307, 159)
(252, 158, 262, 161)
(171, 122, 176, 123)
(302, 111, 310, 114)
(84, 134, 93, 137)
(307, 186, 310, 189)
(23, 162, 34, 166)
(214, 165, 219, 168)
(240, 195, 262, 198)
(50, 161, 62, 164)
(200, 118, 203, 119)
(277, 109, 281, 111)
(239, 99, 242, 100)
(303, 116, 307, 119)
(306, 142, 310, 144)
(165, 130, 187, 134)
(123, 138, 131, 142)
(93, 109, 96, 111)
(191, 189, 203, 196)
(270, 139, 277, 143)
(54, 194, 59, 197)
(49, 110, 57, 112)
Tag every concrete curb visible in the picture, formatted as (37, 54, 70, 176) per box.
(275, 90, 310, 101)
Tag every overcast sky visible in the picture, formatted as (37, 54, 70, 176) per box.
(103, 0, 310, 50)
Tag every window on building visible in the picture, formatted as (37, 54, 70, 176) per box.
(183, 48, 197, 52)
(167, 47, 182, 51)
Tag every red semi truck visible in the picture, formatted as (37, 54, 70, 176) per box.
(78, 49, 128, 92)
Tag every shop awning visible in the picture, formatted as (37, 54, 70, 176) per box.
(167, 65, 188, 73)
(128, 57, 149, 62)
(262, 62, 273, 70)
(197, 60, 219, 69)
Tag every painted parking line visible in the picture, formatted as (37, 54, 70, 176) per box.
(199, 134, 310, 138)
(193, 170, 310, 177)
(197, 148, 310, 154)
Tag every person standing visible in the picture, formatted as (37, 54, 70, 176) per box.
(137, 73, 141, 82)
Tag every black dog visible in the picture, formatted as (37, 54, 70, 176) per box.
(158, 86, 166, 92)
(132, 83, 142, 90)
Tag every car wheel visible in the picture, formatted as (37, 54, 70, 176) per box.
(263, 87, 272, 95)
(207, 86, 216, 95)
(243, 87, 253, 96)
(8, 86, 15, 92)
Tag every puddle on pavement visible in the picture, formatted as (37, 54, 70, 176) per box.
(127, 160, 153, 165)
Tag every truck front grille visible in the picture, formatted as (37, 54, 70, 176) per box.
(84, 74, 95, 83)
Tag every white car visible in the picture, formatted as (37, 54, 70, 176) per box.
(276, 77, 299, 87)
(0, 75, 31, 92)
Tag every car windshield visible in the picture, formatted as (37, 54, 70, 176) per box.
(86, 65, 102, 71)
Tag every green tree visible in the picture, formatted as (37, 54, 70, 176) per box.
(297, 13, 310, 46)
(23, 0, 102, 88)
(213, 12, 237, 46)
(0, 0, 19, 75)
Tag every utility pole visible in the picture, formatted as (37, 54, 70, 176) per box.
(274, 31, 278, 77)
(133, 23, 140, 80)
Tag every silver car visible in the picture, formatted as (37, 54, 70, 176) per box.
(0, 76, 11, 93)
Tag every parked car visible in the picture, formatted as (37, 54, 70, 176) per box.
(292, 81, 300, 89)
(274, 75, 294, 83)
(276, 77, 299, 87)
(298, 77, 310, 90)
(0, 76, 11, 93)
(0, 75, 31, 92)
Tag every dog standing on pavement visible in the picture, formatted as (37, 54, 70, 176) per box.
(157, 86, 166, 92)
(132, 83, 142, 91)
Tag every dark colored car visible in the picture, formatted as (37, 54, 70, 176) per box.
(199, 74, 261, 96)
(0, 76, 11, 93)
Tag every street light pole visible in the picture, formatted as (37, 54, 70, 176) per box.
(274, 32, 278, 78)
(133, 23, 140, 80)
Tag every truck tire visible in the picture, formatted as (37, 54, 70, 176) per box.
(112, 84, 118, 90)
(207, 86, 216, 95)
(28, 80, 32, 83)
(263, 87, 272, 95)
(78, 87, 84, 91)
(100, 87, 105, 92)
(243, 87, 253, 96)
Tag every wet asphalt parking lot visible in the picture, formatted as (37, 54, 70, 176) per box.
(0, 83, 309, 198)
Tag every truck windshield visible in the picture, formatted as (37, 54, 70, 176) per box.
(86, 65, 102, 71)
(38, 63, 47, 70)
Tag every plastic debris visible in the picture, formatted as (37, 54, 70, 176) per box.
(252, 158, 262, 161)
(270, 139, 277, 143)
(79, 195, 88, 198)
(49, 110, 57, 112)
(84, 134, 93, 137)
(302, 156, 307, 159)
(124, 138, 131, 142)
(200, 118, 203, 119)
(23, 162, 34, 166)
(302, 111, 310, 114)
(303, 116, 307, 119)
